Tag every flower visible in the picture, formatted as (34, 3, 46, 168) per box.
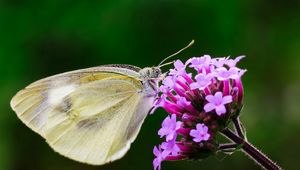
(161, 138, 181, 156)
(158, 114, 182, 141)
(215, 67, 245, 81)
(169, 60, 186, 76)
(211, 57, 227, 67)
(152, 55, 245, 170)
(160, 78, 173, 91)
(190, 72, 214, 90)
(204, 91, 233, 116)
(190, 123, 210, 142)
(153, 146, 166, 170)
(188, 55, 211, 71)
(225, 55, 245, 67)
(149, 94, 165, 114)
(176, 97, 191, 108)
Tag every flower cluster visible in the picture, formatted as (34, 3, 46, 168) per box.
(152, 55, 246, 170)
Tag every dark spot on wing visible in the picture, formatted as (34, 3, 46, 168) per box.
(76, 114, 113, 129)
(56, 98, 72, 113)
(77, 119, 98, 129)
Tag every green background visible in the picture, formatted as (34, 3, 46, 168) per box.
(0, 0, 299, 170)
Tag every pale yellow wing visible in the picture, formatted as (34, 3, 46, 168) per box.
(10, 68, 155, 165)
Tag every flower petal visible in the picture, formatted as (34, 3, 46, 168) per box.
(174, 60, 185, 70)
(204, 133, 210, 141)
(189, 129, 198, 137)
(190, 82, 199, 90)
(215, 105, 226, 116)
(222, 95, 233, 104)
(204, 103, 215, 112)
(214, 92, 223, 101)
(205, 95, 215, 103)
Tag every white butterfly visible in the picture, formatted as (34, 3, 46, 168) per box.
(10, 64, 161, 165)
(10, 40, 194, 165)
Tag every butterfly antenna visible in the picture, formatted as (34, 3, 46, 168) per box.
(158, 40, 195, 66)
(158, 61, 175, 68)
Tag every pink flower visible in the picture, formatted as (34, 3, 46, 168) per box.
(160, 76, 175, 92)
(211, 56, 245, 68)
(189, 123, 210, 142)
(149, 94, 166, 114)
(225, 55, 245, 67)
(176, 97, 191, 107)
(216, 67, 245, 81)
(190, 72, 214, 90)
(211, 57, 227, 67)
(169, 60, 186, 76)
(158, 114, 182, 141)
(204, 91, 233, 116)
(161, 138, 181, 156)
(188, 55, 211, 71)
(153, 146, 167, 170)
(152, 55, 246, 169)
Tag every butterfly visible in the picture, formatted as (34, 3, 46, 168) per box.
(10, 40, 194, 165)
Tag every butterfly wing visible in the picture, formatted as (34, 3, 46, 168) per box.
(10, 66, 156, 165)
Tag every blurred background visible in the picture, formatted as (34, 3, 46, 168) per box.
(0, 0, 299, 170)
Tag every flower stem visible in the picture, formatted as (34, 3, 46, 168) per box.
(219, 143, 239, 150)
(221, 128, 282, 170)
(232, 116, 244, 138)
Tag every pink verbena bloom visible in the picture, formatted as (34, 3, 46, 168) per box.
(152, 55, 245, 170)
(216, 67, 245, 81)
(190, 72, 214, 90)
(153, 146, 167, 170)
(158, 114, 182, 141)
(161, 76, 175, 89)
(190, 123, 210, 142)
(188, 55, 211, 71)
(211, 57, 227, 67)
(204, 91, 233, 116)
(169, 60, 186, 76)
(161, 138, 181, 156)
(225, 55, 245, 67)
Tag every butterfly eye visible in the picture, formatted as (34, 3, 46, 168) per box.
(151, 67, 161, 78)
(156, 69, 162, 76)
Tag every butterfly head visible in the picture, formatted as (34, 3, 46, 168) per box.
(139, 67, 162, 80)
